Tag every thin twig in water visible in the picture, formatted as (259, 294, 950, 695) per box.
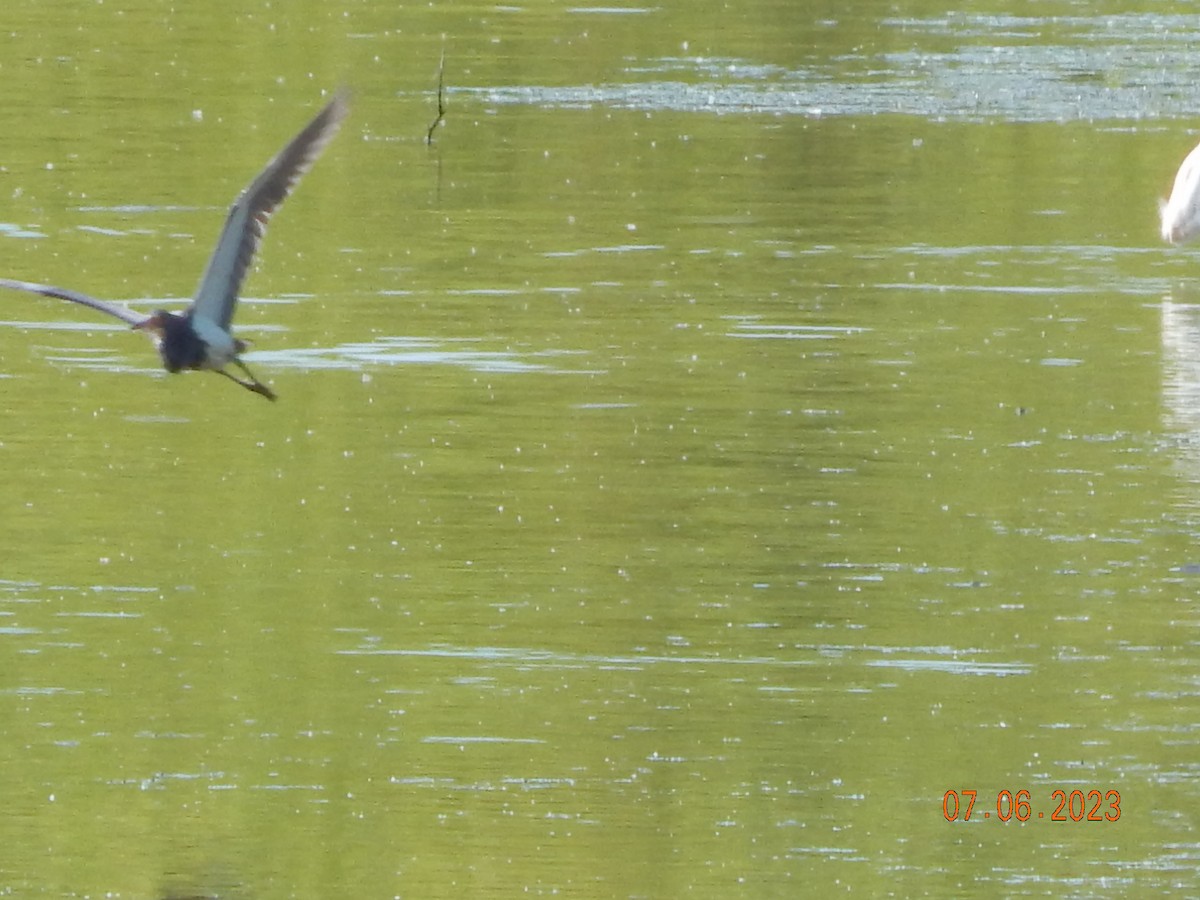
(426, 49, 446, 144)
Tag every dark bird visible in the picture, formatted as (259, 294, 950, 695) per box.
(0, 90, 350, 401)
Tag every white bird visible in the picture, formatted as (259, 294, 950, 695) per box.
(0, 90, 350, 401)
(1161, 138, 1200, 245)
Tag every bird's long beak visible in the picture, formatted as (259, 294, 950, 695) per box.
(131, 319, 164, 341)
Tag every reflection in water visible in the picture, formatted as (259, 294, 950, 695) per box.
(1162, 299, 1200, 429)
(1160, 299, 1200, 491)
(160, 873, 243, 900)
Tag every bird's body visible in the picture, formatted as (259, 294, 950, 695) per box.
(1162, 139, 1200, 245)
(0, 91, 349, 400)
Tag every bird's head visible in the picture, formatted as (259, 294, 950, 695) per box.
(131, 309, 175, 337)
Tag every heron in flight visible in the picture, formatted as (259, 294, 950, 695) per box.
(0, 90, 349, 401)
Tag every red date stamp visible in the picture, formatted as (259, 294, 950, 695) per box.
(943, 789, 1120, 822)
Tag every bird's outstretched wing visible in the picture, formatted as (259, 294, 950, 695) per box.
(0, 278, 150, 327)
(191, 90, 350, 331)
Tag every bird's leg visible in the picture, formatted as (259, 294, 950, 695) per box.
(233, 358, 278, 401)
(216, 364, 277, 401)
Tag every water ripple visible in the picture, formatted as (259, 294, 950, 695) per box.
(463, 13, 1200, 123)
(248, 337, 590, 375)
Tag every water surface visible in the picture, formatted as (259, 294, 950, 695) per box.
(1, 2, 1200, 897)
